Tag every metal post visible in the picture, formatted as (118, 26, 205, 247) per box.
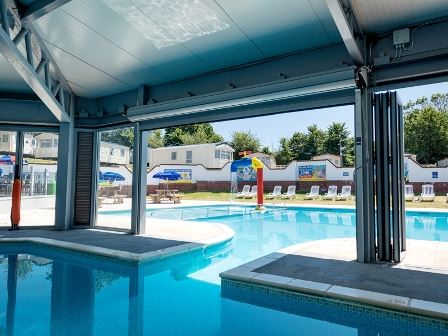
(374, 94, 384, 260)
(29, 165, 34, 196)
(381, 93, 391, 261)
(355, 89, 375, 262)
(0, 0, 9, 36)
(131, 124, 149, 235)
(89, 131, 100, 228)
(398, 102, 406, 251)
(390, 92, 401, 262)
(55, 94, 75, 230)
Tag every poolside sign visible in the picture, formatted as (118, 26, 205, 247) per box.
(297, 165, 326, 181)
(163, 169, 193, 183)
(236, 166, 256, 181)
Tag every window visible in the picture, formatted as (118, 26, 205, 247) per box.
(110, 148, 115, 155)
(220, 150, 232, 160)
(121, 149, 125, 157)
(2, 134, 9, 142)
(53, 139, 58, 147)
(186, 150, 192, 163)
(171, 151, 177, 160)
(215, 150, 220, 159)
(40, 139, 52, 148)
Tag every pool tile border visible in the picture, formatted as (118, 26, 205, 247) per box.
(219, 253, 448, 320)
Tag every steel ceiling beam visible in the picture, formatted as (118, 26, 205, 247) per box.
(21, 0, 71, 24)
(0, 26, 70, 122)
(326, 0, 365, 65)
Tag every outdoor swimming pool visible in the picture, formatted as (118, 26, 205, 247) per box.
(2, 206, 448, 335)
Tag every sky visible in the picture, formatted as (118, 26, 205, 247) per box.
(212, 82, 448, 149)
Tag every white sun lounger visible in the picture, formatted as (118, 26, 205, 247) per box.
(420, 184, 435, 202)
(322, 185, 337, 200)
(304, 185, 320, 200)
(336, 185, 352, 201)
(245, 185, 258, 199)
(281, 185, 296, 199)
(266, 186, 282, 199)
(235, 185, 251, 198)
(405, 184, 415, 201)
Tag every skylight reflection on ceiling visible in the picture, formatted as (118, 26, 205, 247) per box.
(102, 0, 230, 49)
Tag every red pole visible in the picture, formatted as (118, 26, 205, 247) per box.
(10, 164, 21, 231)
(256, 167, 264, 210)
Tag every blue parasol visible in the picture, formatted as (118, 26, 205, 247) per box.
(152, 171, 181, 181)
(100, 171, 126, 182)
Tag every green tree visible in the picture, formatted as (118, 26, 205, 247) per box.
(304, 125, 326, 159)
(343, 137, 355, 167)
(324, 122, 349, 155)
(148, 129, 164, 148)
(101, 128, 134, 148)
(288, 132, 307, 160)
(324, 122, 354, 166)
(404, 106, 448, 164)
(261, 146, 272, 155)
(274, 137, 293, 165)
(229, 131, 261, 159)
(164, 123, 223, 146)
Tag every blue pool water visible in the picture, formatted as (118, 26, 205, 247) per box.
(2, 206, 448, 335)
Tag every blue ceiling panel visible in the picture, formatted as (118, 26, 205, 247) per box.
(215, 0, 341, 58)
(28, 0, 343, 97)
(0, 55, 31, 93)
(44, 43, 131, 98)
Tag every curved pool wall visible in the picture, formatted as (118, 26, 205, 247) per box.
(101, 204, 448, 243)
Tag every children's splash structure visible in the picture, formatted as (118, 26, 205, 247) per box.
(230, 156, 265, 210)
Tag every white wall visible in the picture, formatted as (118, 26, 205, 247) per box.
(147, 160, 355, 185)
(406, 158, 448, 183)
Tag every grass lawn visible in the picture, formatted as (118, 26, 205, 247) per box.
(181, 192, 448, 209)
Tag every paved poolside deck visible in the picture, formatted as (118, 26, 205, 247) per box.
(220, 238, 448, 320)
(0, 219, 234, 262)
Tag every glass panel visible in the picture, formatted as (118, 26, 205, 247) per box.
(21, 132, 58, 227)
(0, 131, 16, 227)
(96, 128, 133, 230)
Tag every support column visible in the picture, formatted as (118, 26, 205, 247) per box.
(55, 122, 74, 230)
(354, 88, 375, 262)
(131, 124, 149, 235)
(55, 97, 75, 230)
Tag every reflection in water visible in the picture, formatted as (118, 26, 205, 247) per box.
(3, 208, 448, 335)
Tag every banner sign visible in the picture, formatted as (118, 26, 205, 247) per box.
(236, 165, 256, 182)
(163, 168, 193, 183)
(298, 165, 326, 181)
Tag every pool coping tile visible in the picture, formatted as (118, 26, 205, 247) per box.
(0, 225, 234, 264)
(220, 248, 448, 321)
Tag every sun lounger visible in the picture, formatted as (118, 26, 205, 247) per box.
(420, 184, 435, 202)
(322, 185, 337, 200)
(235, 185, 251, 198)
(266, 186, 282, 199)
(281, 185, 296, 199)
(304, 185, 320, 200)
(245, 185, 257, 199)
(336, 185, 352, 201)
(405, 185, 415, 201)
